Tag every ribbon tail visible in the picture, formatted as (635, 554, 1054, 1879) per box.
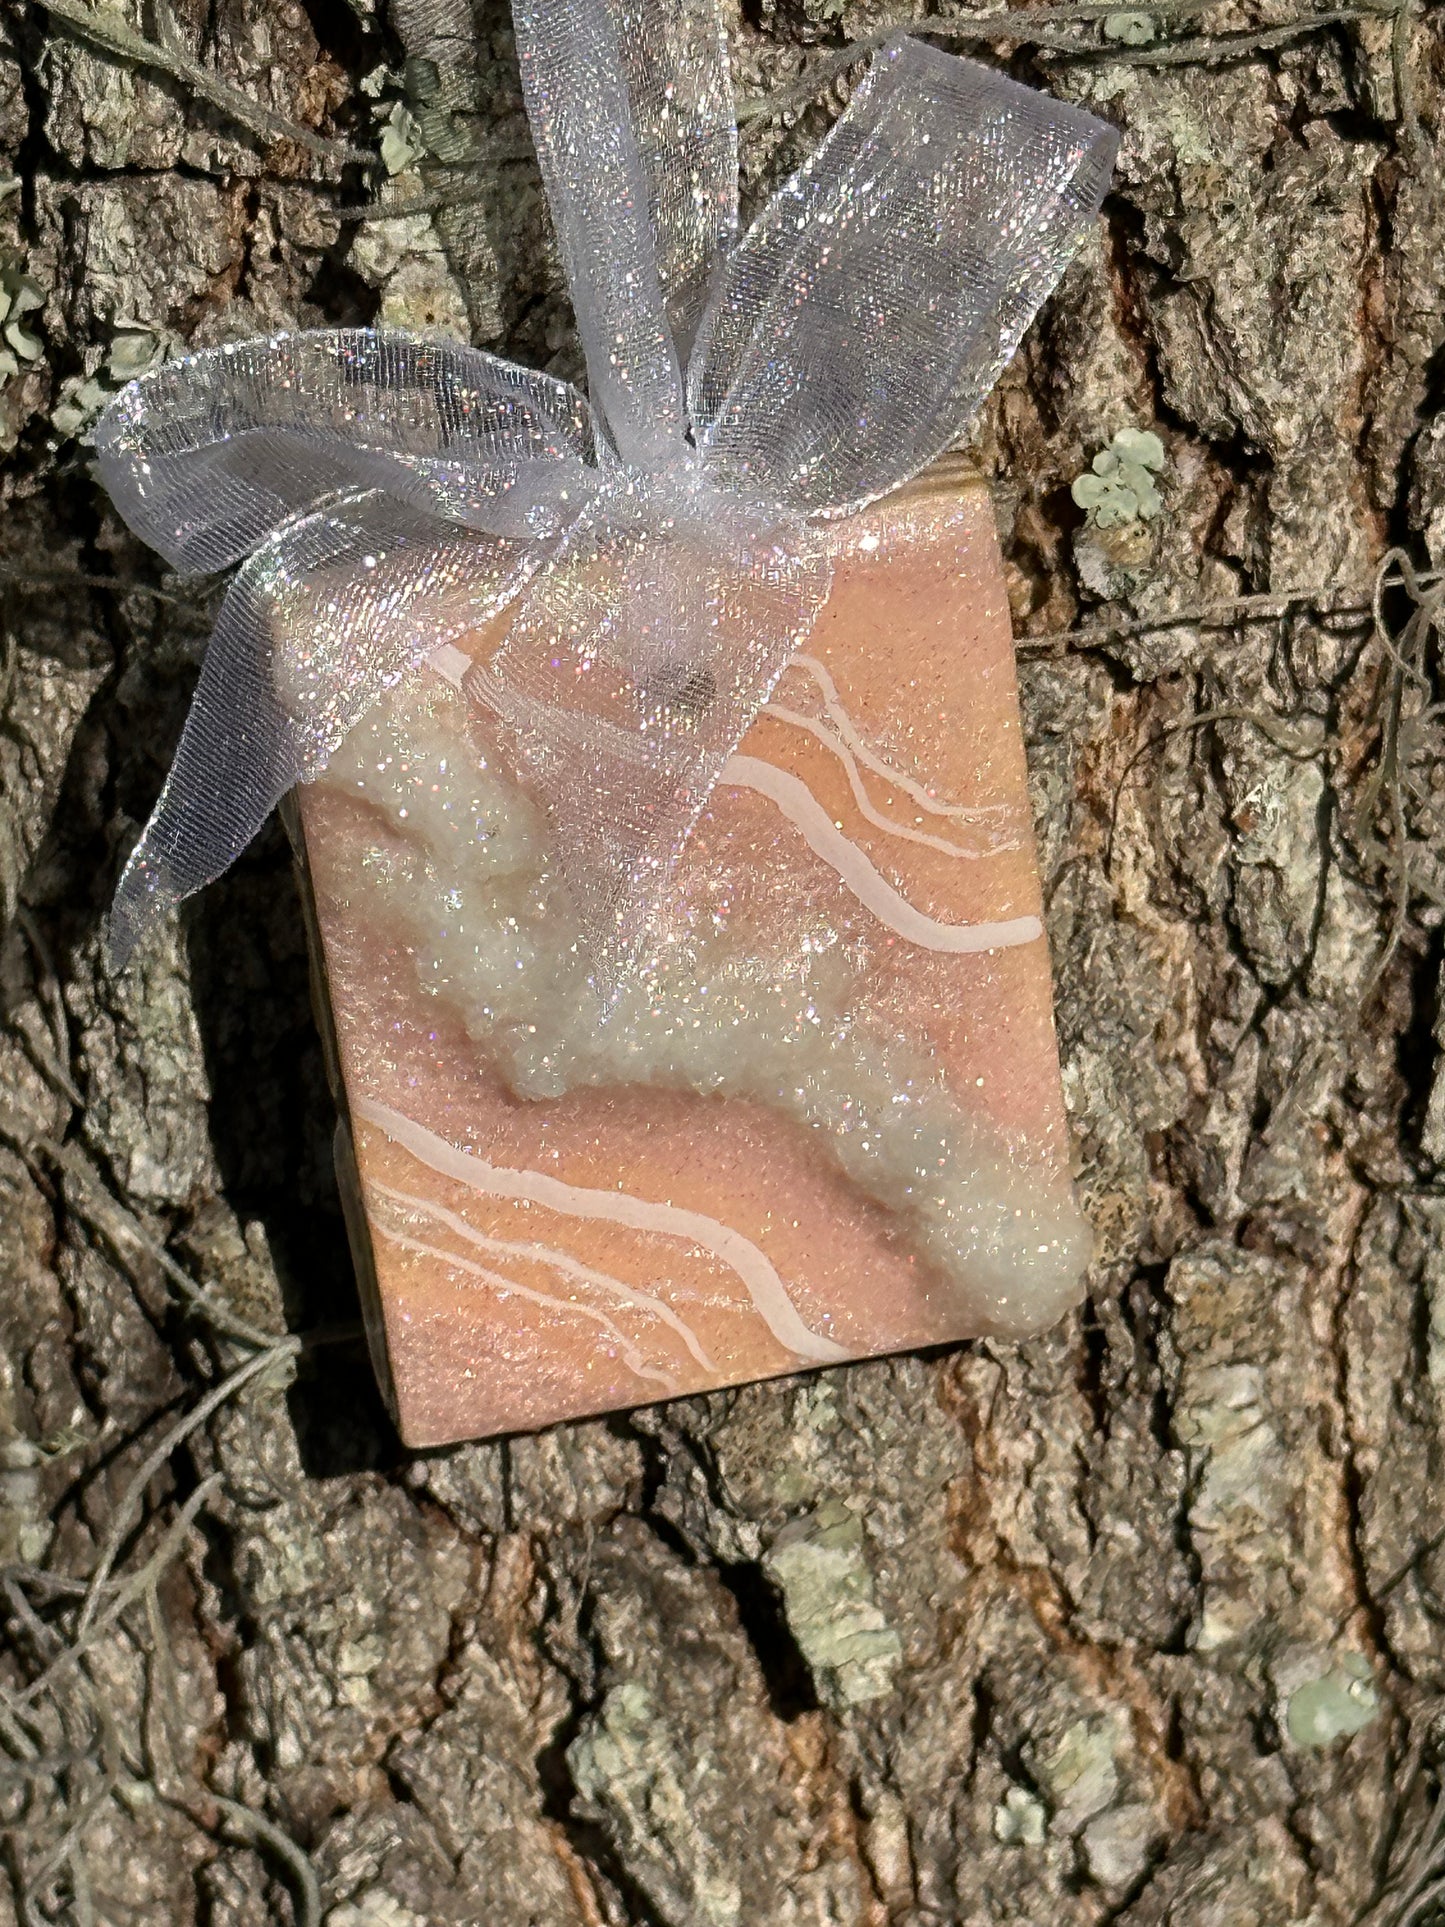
(469, 473, 832, 1003)
(108, 491, 545, 969)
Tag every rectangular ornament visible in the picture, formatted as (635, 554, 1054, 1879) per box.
(291, 460, 1087, 1447)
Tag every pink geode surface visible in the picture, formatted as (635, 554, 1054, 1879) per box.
(293, 467, 1087, 1446)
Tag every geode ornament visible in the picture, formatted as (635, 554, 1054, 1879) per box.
(93, 2, 1117, 1443)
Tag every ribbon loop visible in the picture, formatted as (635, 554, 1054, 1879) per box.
(94, 331, 605, 573)
(109, 490, 543, 966)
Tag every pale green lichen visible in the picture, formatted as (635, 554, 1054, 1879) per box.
(1082, 1803, 1161, 1888)
(1103, 11, 1157, 43)
(402, 53, 481, 164)
(361, 54, 479, 174)
(569, 1679, 656, 1800)
(0, 266, 45, 383)
(993, 1786, 1047, 1847)
(1285, 1655, 1379, 1748)
(326, 1895, 428, 1927)
(762, 1500, 903, 1709)
(568, 1682, 745, 1927)
(52, 325, 184, 439)
(0, 178, 45, 390)
(1034, 1715, 1123, 1832)
(377, 99, 427, 176)
(1071, 428, 1167, 528)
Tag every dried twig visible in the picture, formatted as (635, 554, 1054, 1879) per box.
(1086, 552, 1445, 983)
(0, 1751, 99, 1785)
(68, 1346, 294, 1651)
(1358, 1716, 1445, 1925)
(0, 1184, 308, 1922)
(11, 910, 84, 1113)
(326, 179, 495, 221)
(15, 1771, 117, 1916)
(735, 0, 1403, 124)
(1096, 4, 1391, 65)
(1348, 548, 1445, 986)
(31, 0, 373, 168)
(1016, 569, 1441, 655)
(208, 1795, 323, 1927)
(1391, 0, 1427, 168)
(1105, 699, 1326, 874)
(10, 1475, 223, 1711)
(0, 570, 211, 606)
(45, 1138, 286, 1352)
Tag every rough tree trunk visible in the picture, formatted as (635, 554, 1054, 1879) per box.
(1, 0, 1443, 1920)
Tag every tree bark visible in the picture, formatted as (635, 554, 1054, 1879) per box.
(1, 0, 1443, 1920)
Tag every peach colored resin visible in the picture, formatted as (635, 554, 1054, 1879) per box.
(292, 465, 1087, 1447)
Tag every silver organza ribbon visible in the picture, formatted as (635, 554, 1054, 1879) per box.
(95, 2, 1117, 991)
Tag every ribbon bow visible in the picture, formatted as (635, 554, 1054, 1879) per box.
(95, 1, 1116, 992)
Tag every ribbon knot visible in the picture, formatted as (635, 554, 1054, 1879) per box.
(95, 3, 1116, 994)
